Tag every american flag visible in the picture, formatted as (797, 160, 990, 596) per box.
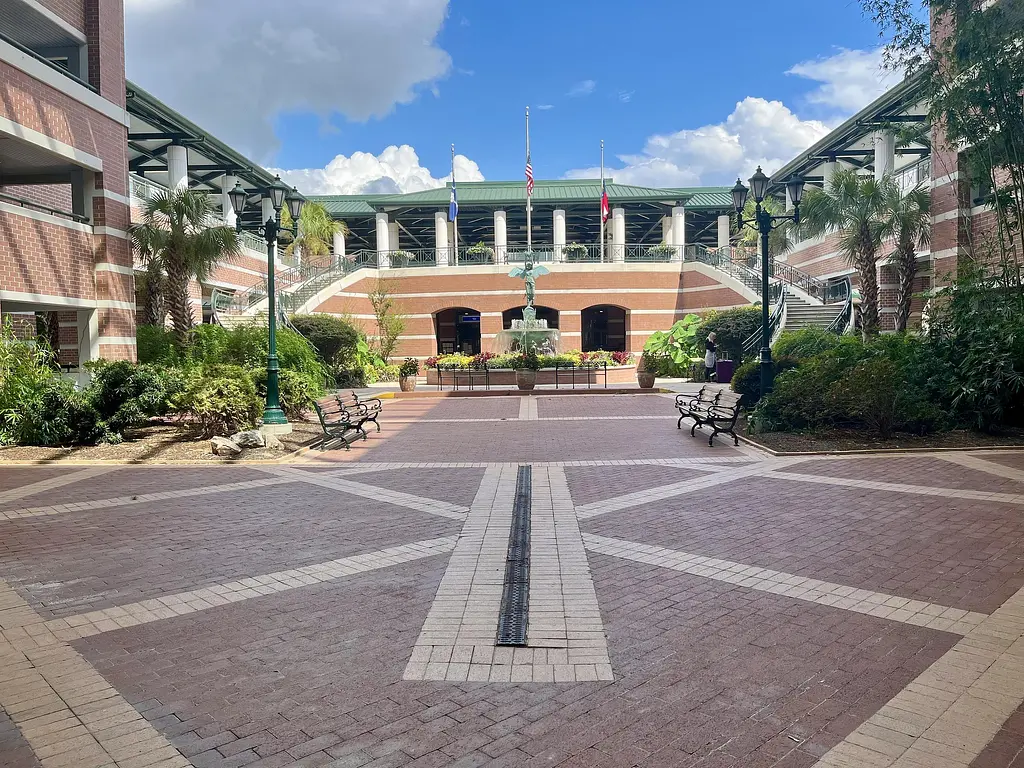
(525, 152, 534, 196)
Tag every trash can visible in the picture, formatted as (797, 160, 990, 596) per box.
(715, 359, 734, 384)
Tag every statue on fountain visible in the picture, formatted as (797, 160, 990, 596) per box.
(508, 258, 550, 310)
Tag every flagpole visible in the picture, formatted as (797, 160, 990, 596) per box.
(600, 139, 605, 264)
(451, 143, 459, 266)
(526, 106, 532, 254)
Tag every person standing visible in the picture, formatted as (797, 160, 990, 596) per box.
(704, 332, 718, 382)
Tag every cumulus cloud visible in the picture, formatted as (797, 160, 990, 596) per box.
(787, 48, 904, 113)
(274, 145, 485, 196)
(567, 80, 597, 97)
(124, 0, 452, 161)
(564, 48, 897, 187)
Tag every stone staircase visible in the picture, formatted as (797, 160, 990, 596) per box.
(783, 292, 846, 332)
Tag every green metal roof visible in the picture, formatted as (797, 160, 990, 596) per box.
(310, 179, 738, 216)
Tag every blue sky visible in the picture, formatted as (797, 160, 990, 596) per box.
(124, 0, 900, 194)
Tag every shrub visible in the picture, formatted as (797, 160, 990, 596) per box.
(289, 314, 361, 365)
(831, 357, 945, 438)
(171, 366, 262, 437)
(697, 307, 762, 363)
(772, 327, 842, 362)
(399, 358, 419, 377)
(16, 378, 107, 446)
(86, 360, 174, 435)
(0, 319, 60, 445)
(136, 325, 176, 364)
(731, 357, 798, 408)
(251, 368, 321, 418)
(643, 315, 702, 376)
(375, 363, 401, 382)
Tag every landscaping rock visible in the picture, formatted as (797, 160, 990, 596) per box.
(211, 437, 242, 456)
(230, 430, 265, 449)
(263, 433, 283, 450)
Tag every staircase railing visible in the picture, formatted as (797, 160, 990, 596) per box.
(741, 288, 788, 359)
(687, 245, 764, 296)
(824, 277, 854, 334)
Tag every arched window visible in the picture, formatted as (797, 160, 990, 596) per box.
(501, 305, 559, 330)
(434, 307, 482, 355)
(581, 305, 628, 352)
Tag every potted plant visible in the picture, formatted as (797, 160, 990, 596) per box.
(398, 358, 419, 392)
(637, 351, 660, 389)
(391, 250, 412, 268)
(515, 349, 540, 391)
(465, 241, 494, 264)
(648, 243, 676, 262)
(563, 242, 589, 262)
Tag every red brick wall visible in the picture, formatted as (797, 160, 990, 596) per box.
(39, 0, 86, 33)
(1, 184, 74, 213)
(84, 0, 125, 105)
(0, 210, 95, 299)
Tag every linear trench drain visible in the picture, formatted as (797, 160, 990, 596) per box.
(496, 465, 531, 646)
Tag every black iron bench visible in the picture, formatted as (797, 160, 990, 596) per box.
(680, 389, 742, 447)
(335, 392, 382, 435)
(312, 397, 362, 451)
(675, 386, 717, 430)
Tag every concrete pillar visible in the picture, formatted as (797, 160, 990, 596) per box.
(221, 174, 237, 227)
(671, 206, 686, 262)
(661, 216, 671, 245)
(78, 309, 99, 367)
(874, 131, 895, 181)
(493, 210, 507, 264)
(785, 186, 794, 213)
(376, 212, 391, 268)
(553, 209, 566, 262)
(611, 208, 625, 263)
(388, 222, 400, 253)
(434, 210, 449, 267)
(166, 144, 188, 190)
(717, 215, 731, 250)
(333, 228, 346, 266)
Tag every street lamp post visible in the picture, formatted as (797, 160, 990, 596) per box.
(731, 167, 804, 399)
(229, 175, 305, 433)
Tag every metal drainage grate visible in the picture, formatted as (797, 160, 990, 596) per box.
(496, 465, 532, 646)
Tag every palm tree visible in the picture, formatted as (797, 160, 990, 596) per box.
(737, 195, 792, 261)
(798, 168, 887, 339)
(129, 188, 240, 341)
(281, 202, 347, 267)
(882, 180, 931, 332)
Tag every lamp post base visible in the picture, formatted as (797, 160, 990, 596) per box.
(260, 421, 293, 436)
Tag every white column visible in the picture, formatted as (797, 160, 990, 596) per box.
(220, 175, 237, 227)
(661, 216, 671, 245)
(552, 209, 566, 262)
(434, 210, 449, 267)
(671, 206, 686, 262)
(375, 212, 390, 268)
(822, 159, 837, 188)
(166, 144, 188, 190)
(874, 131, 895, 181)
(611, 207, 625, 263)
(493, 210, 507, 264)
(388, 222, 400, 252)
(717, 215, 731, 250)
(785, 186, 794, 213)
(333, 228, 346, 265)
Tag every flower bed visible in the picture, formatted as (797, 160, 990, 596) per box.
(424, 350, 634, 370)
(424, 365, 638, 386)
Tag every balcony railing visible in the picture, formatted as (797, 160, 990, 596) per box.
(0, 191, 89, 224)
(894, 157, 932, 193)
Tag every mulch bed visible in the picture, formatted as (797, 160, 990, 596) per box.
(0, 422, 322, 464)
(739, 420, 1024, 454)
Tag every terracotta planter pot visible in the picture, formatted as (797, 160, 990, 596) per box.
(516, 370, 537, 390)
(637, 371, 656, 389)
(399, 375, 417, 392)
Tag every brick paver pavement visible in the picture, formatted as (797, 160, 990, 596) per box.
(1, 394, 1024, 767)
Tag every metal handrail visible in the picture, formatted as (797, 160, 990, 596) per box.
(0, 191, 89, 224)
(0, 31, 97, 92)
(742, 288, 787, 358)
(824, 277, 854, 334)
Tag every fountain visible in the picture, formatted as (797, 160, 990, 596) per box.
(492, 259, 561, 354)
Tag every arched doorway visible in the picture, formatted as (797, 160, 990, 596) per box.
(581, 305, 627, 352)
(502, 305, 559, 330)
(435, 307, 482, 355)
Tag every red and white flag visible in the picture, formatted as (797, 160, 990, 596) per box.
(601, 178, 610, 222)
(525, 151, 534, 197)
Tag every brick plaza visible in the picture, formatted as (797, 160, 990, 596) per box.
(2, 394, 1024, 768)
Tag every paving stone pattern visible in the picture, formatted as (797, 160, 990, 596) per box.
(1, 395, 1024, 767)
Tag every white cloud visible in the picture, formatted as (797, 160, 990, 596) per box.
(787, 48, 903, 113)
(564, 48, 896, 187)
(274, 145, 484, 196)
(618, 90, 634, 103)
(567, 80, 597, 97)
(124, 0, 453, 161)
(536, 104, 555, 111)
